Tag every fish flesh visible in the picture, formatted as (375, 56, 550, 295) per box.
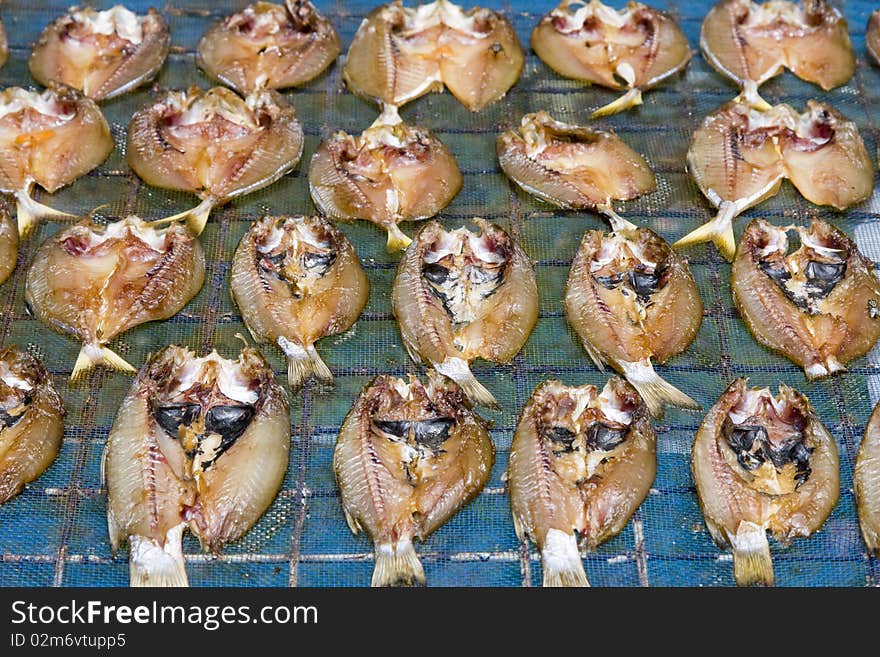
(29, 5, 170, 101)
(868, 10, 880, 66)
(691, 379, 838, 586)
(856, 400, 880, 555)
(0, 346, 65, 504)
(0, 18, 7, 70)
(309, 107, 462, 250)
(531, 0, 691, 117)
(343, 0, 524, 111)
(127, 86, 304, 236)
(0, 199, 16, 285)
(391, 219, 538, 409)
(732, 218, 880, 380)
(701, 0, 855, 107)
(104, 345, 289, 586)
(564, 215, 701, 417)
(198, 0, 340, 94)
(497, 111, 656, 215)
(333, 371, 493, 586)
(230, 214, 370, 389)
(0, 85, 114, 236)
(675, 98, 873, 261)
(25, 215, 205, 381)
(508, 377, 655, 586)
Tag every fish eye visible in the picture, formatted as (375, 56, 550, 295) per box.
(151, 402, 201, 437)
(421, 263, 449, 285)
(374, 419, 409, 438)
(545, 425, 576, 446)
(627, 269, 661, 299)
(205, 404, 255, 445)
(413, 418, 454, 448)
(0, 395, 31, 429)
(804, 260, 846, 295)
(302, 251, 336, 272)
(586, 423, 627, 451)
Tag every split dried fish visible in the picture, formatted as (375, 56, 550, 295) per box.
(868, 10, 880, 66)
(508, 377, 655, 586)
(856, 400, 880, 555)
(333, 372, 493, 586)
(0, 86, 113, 237)
(692, 379, 838, 586)
(127, 86, 304, 236)
(198, 0, 340, 94)
(497, 111, 656, 215)
(105, 345, 289, 586)
(29, 5, 170, 101)
(532, 0, 691, 117)
(564, 215, 701, 417)
(701, 0, 855, 106)
(0, 346, 65, 504)
(0, 199, 16, 285)
(230, 214, 370, 390)
(0, 18, 7, 70)
(732, 218, 880, 380)
(675, 98, 873, 261)
(344, 0, 524, 111)
(392, 219, 538, 409)
(25, 216, 205, 381)
(309, 107, 462, 251)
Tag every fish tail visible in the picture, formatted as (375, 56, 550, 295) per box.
(621, 359, 700, 418)
(590, 88, 643, 119)
(280, 337, 333, 389)
(805, 356, 847, 380)
(600, 206, 639, 233)
(435, 357, 499, 410)
(129, 525, 189, 587)
(149, 198, 214, 236)
(372, 540, 425, 587)
(71, 344, 136, 382)
(386, 223, 413, 252)
(673, 202, 737, 261)
(15, 186, 75, 237)
(541, 529, 590, 588)
(731, 521, 774, 587)
(735, 81, 772, 111)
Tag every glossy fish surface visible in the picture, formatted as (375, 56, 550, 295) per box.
(333, 372, 493, 586)
(508, 377, 655, 586)
(564, 218, 702, 417)
(198, 0, 340, 94)
(105, 345, 289, 586)
(497, 110, 656, 213)
(127, 86, 304, 235)
(230, 215, 370, 390)
(0, 86, 113, 236)
(856, 400, 880, 555)
(0, 199, 16, 285)
(343, 0, 524, 111)
(25, 216, 205, 381)
(868, 10, 880, 66)
(309, 108, 462, 250)
(532, 0, 691, 117)
(391, 219, 538, 409)
(692, 379, 838, 586)
(732, 218, 880, 380)
(675, 98, 873, 260)
(0, 346, 65, 504)
(29, 5, 170, 101)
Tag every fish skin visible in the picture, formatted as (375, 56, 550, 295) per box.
(0, 19, 7, 70)
(0, 200, 16, 285)
(856, 400, 880, 555)
(868, 11, 880, 66)
(0, 346, 65, 504)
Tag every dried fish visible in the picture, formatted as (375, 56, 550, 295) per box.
(564, 215, 701, 417)
(732, 218, 880, 380)
(675, 98, 872, 260)
(29, 5, 170, 101)
(508, 377, 655, 586)
(333, 372, 493, 586)
(392, 219, 538, 409)
(230, 214, 370, 390)
(343, 0, 524, 111)
(692, 379, 838, 586)
(701, 0, 855, 106)
(25, 216, 205, 381)
(105, 345, 289, 586)
(868, 10, 880, 65)
(309, 107, 462, 251)
(198, 0, 340, 94)
(0, 18, 7, 71)
(0, 346, 65, 504)
(532, 0, 691, 117)
(856, 400, 880, 555)
(497, 111, 656, 214)
(0, 86, 113, 236)
(127, 86, 304, 236)
(0, 199, 16, 285)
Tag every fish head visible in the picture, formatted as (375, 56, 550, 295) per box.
(158, 86, 262, 141)
(0, 346, 42, 430)
(252, 215, 339, 297)
(589, 227, 670, 308)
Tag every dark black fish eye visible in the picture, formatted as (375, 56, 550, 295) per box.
(374, 419, 409, 438)
(205, 404, 255, 446)
(594, 272, 625, 289)
(545, 426, 576, 447)
(727, 424, 767, 453)
(804, 260, 846, 296)
(413, 418, 454, 448)
(152, 402, 201, 437)
(759, 260, 792, 285)
(628, 269, 661, 300)
(302, 251, 336, 273)
(586, 423, 627, 451)
(422, 263, 449, 285)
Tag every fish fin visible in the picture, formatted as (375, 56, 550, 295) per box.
(129, 525, 188, 587)
(600, 206, 639, 233)
(280, 337, 333, 389)
(541, 529, 589, 588)
(590, 87, 643, 119)
(673, 202, 737, 261)
(805, 357, 846, 380)
(386, 223, 413, 252)
(15, 188, 75, 237)
(731, 521, 774, 587)
(148, 198, 214, 236)
(620, 359, 700, 418)
(435, 356, 499, 410)
(71, 345, 137, 383)
(579, 339, 606, 372)
(372, 540, 425, 587)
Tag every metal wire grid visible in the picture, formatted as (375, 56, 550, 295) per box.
(0, 0, 878, 586)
